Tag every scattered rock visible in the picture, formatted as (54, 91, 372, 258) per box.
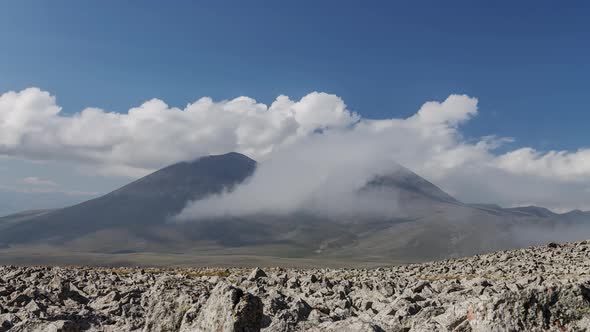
(248, 267, 268, 281)
(0, 239, 589, 331)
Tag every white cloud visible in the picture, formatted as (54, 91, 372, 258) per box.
(495, 148, 590, 181)
(1, 87, 590, 211)
(408, 94, 478, 126)
(0, 88, 357, 177)
(23, 176, 58, 187)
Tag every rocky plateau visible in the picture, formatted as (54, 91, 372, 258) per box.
(1, 240, 589, 331)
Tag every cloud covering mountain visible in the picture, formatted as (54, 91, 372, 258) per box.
(1, 87, 590, 211)
(2, 152, 589, 266)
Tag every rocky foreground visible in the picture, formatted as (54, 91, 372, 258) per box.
(1, 241, 589, 331)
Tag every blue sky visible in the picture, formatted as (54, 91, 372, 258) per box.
(1, 0, 589, 149)
(1, 1, 589, 214)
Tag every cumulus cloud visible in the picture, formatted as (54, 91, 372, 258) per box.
(1, 87, 590, 211)
(0, 88, 358, 177)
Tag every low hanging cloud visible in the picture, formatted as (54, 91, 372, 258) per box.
(178, 130, 405, 220)
(176, 95, 590, 218)
(1, 87, 590, 211)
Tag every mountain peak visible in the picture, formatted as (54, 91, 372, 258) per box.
(367, 166, 461, 205)
(188, 152, 255, 164)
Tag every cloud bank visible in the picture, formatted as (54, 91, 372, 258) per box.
(1, 87, 590, 211)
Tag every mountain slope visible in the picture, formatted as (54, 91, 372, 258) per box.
(0, 152, 256, 244)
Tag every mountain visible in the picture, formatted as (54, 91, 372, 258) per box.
(0, 152, 589, 267)
(0, 152, 256, 244)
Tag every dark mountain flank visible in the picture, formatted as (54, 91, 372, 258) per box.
(0, 152, 256, 244)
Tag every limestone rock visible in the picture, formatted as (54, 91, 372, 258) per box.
(190, 282, 263, 332)
(248, 268, 268, 282)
